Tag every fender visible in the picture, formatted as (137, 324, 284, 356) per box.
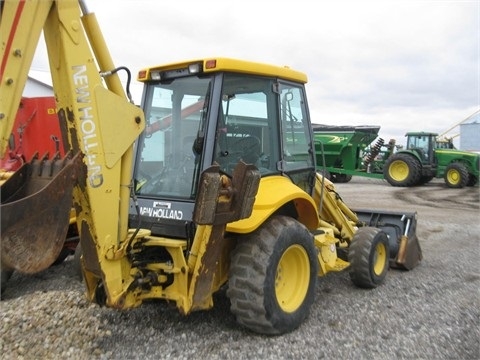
(227, 175, 320, 233)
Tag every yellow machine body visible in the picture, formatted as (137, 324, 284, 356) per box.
(0, 0, 421, 334)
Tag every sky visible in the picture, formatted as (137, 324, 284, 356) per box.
(31, 0, 479, 148)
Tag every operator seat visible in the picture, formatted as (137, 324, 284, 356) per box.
(412, 148, 428, 162)
(232, 135, 261, 165)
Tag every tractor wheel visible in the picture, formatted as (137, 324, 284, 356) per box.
(383, 153, 422, 187)
(348, 227, 389, 289)
(227, 215, 318, 335)
(444, 162, 469, 188)
(335, 174, 353, 183)
(330, 172, 339, 182)
(467, 174, 478, 187)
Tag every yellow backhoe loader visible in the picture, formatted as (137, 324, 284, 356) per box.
(0, 0, 422, 335)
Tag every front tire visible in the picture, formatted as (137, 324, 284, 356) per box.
(444, 162, 469, 188)
(227, 215, 318, 335)
(348, 227, 389, 289)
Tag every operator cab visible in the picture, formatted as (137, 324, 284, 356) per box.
(405, 132, 437, 165)
(129, 58, 315, 238)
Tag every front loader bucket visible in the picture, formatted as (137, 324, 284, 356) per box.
(354, 209, 422, 270)
(0, 152, 81, 274)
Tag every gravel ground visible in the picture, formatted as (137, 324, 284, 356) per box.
(1, 177, 479, 359)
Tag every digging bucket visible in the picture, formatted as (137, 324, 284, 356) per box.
(0, 152, 81, 274)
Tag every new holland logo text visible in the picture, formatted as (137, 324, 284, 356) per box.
(140, 202, 184, 220)
(72, 65, 103, 188)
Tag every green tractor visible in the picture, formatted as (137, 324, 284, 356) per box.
(383, 131, 479, 188)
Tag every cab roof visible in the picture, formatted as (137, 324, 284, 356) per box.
(138, 57, 308, 84)
(405, 131, 438, 137)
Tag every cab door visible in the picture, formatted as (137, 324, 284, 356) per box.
(278, 82, 316, 195)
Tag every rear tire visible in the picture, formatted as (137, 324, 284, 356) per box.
(348, 227, 389, 289)
(467, 174, 478, 187)
(444, 162, 469, 188)
(384, 153, 421, 187)
(227, 215, 318, 335)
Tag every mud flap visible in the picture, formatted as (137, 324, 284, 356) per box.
(354, 209, 423, 270)
(0, 152, 81, 274)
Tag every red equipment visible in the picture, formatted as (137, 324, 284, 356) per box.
(1, 96, 64, 171)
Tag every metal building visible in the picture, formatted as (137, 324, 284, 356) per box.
(460, 111, 480, 152)
(24, 70, 53, 96)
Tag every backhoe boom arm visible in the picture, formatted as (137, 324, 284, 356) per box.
(0, 0, 145, 299)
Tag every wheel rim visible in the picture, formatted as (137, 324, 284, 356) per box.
(275, 245, 310, 313)
(389, 160, 409, 181)
(446, 169, 460, 185)
(373, 242, 387, 275)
